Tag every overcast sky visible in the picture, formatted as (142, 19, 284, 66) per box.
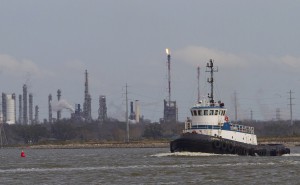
(1, 0, 300, 122)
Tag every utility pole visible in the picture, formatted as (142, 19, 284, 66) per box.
(250, 109, 253, 121)
(125, 83, 129, 143)
(288, 90, 294, 125)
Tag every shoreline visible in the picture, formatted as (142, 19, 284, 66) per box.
(19, 142, 300, 150)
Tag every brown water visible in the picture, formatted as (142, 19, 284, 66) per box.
(0, 147, 299, 184)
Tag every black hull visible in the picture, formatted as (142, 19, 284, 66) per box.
(170, 133, 290, 156)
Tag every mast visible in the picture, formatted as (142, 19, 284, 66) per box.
(206, 59, 218, 105)
(234, 91, 237, 123)
(197, 66, 200, 103)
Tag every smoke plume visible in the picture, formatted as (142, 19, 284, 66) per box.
(51, 99, 74, 113)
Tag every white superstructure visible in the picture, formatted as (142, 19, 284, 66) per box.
(183, 99, 257, 145)
(183, 59, 257, 145)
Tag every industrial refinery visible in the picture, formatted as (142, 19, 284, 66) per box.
(0, 49, 179, 125)
(160, 48, 178, 123)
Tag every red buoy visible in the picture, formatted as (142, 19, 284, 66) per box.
(21, 150, 26, 158)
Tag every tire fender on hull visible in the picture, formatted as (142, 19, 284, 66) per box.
(213, 140, 221, 149)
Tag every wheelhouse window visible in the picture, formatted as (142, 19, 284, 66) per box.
(193, 110, 197, 116)
(219, 110, 223, 116)
(209, 110, 214, 115)
(204, 110, 208, 115)
(215, 110, 218, 115)
(198, 110, 202, 116)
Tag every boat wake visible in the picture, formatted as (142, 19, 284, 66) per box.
(151, 152, 237, 157)
(153, 152, 300, 157)
(282, 153, 300, 157)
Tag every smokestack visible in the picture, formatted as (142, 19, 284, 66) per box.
(34, 105, 39, 124)
(29, 93, 33, 124)
(135, 100, 140, 123)
(57, 89, 61, 120)
(23, 84, 28, 125)
(83, 70, 92, 122)
(48, 94, 52, 123)
(2, 93, 6, 124)
(166, 48, 171, 104)
(130, 101, 134, 114)
(98, 95, 107, 122)
(18, 94, 22, 124)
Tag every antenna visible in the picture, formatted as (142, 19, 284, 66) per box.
(197, 66, 200, 103)
(206, 59, 218, 105)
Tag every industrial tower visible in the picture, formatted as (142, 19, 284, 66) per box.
(98, 95, 107, 123)
(34, 105, 39, 124)
(29, 93, 33, 124)
(0, 113, 7, 147)
(129, 101, 135, 120)
(162, 48, 178, 123)
(83, 70, 92, 122)
(57, 89, 61, 121)
(18, 95, 22, 124)
(23, 84, 28, 125)
(48, 94, 52, 123)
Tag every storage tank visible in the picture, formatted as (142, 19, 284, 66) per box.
(5, 94, 16, 124)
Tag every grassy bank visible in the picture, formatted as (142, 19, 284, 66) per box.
(25, 140, 170, 149)
(10, 136, 300, 149)
(258, 136, 300, 147)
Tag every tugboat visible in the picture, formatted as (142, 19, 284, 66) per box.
(170, 60, 290, 156)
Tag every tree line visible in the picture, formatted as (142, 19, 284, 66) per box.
(1, 119, 300, 146)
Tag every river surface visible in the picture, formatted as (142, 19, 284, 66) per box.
(0, 146, 300, 185)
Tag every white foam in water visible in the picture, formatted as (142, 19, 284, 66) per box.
(151, 152, 237, 157)
(283, 153, 300, 157)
